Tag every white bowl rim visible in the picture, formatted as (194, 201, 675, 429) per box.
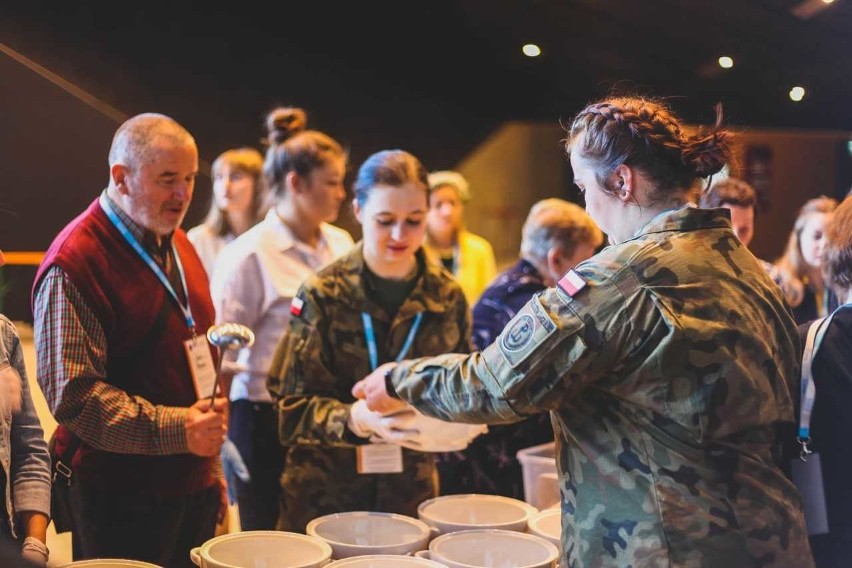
(528, 507, 561, 524)
(199, 530, 333, 568)
(527, 507, 562, 541)
(418, 493, 538, 525)
(326, 554, 447, 567)
(428, 528, 560, 566)
(59, 561, 162, 568)
(306, 511, 431, 548)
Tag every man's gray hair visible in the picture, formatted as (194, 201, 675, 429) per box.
(520, 198, 603, 264)
(108, 113, 195, 170)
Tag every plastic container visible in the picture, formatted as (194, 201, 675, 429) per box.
(516, 442, 559, 510)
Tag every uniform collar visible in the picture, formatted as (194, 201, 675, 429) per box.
(335, 243, 452, 319)
(632, 205, 732, 240)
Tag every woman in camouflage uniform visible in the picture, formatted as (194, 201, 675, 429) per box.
(267, 149, 471, 532)
(355, 97, 813, 567)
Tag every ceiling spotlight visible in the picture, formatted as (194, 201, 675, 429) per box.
(718, 56, 734, 69)
(789, 86, 806, 102)
(822, 0, 835, 4)
(522, 44, 542, 57)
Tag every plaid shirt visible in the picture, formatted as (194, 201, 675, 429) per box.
(34, 192, 193, 455)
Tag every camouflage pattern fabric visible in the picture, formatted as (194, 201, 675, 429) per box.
(391, 207, 813, 567)
(439, 258, 555, 498)
(267, 243, 471, 532)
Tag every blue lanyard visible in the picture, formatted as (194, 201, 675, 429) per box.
(799, 303, 851, 444)
(361, 312, 424, 372)
(102, 199, 196, 333)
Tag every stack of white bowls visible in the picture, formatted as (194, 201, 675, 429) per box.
(326, 555, 447, 567)
(527, 507, 562, 548)
(417, 494, 538, 534)
(306, 511, 434, 559)
(415, 529, 559, 568)
(59, 561, 162, 568)
(189, 530, 333, 568)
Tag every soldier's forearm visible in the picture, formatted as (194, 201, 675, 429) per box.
(392, 353, 521, 424)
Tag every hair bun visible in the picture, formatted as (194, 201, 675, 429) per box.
(681, 104, 733, 178)
(265, 107, 308, 145)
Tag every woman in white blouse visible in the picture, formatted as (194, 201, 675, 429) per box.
(210, 107, 353, 530)
(187, 147, 268, 276)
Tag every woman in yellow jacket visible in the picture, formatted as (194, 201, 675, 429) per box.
(425, 170, 496, 304)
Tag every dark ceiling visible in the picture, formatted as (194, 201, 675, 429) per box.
(2, 0, 851, 161)
(1, 0, 850, 323)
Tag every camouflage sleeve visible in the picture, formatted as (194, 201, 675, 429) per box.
(392, 265, 652, 423)
(266, 286, 356, 447)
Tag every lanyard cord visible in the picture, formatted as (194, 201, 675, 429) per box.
(102, 199, 196, 333)
(361, 312, 424, 372)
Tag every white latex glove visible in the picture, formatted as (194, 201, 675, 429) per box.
(392, 408, 488, 452)
(0, 363, 22, 417)
(348, 399, 421, 444)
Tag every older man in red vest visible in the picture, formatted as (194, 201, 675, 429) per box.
(33, 113, 228, 567)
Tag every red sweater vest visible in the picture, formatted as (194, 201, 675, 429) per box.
(34, 198, 217, 496)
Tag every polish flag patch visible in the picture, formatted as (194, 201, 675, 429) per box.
(557, 269, 588, 297)
(290, 296, 305, 317)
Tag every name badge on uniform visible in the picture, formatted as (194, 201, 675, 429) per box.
(356, 443, 403, 474)
(184, 335, 217, 400)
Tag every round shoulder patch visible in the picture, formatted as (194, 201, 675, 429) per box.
(501, 314, 535, 352)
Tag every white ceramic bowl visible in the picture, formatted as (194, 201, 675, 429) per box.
(415, 529, 559, 568)
(418, 494, 538, 534)
(306, 511, 434, 558)
(189, 530, 333, 568)
(59, 561, 161, 568)
(326, 555, 447, 567)
(526, 508, 561, 547)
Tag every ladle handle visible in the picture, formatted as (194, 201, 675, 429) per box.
(207, 347, 224, 409)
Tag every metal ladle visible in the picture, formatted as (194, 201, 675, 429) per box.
(205, 323, 255, 405)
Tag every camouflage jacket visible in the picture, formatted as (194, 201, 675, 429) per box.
(267, 243, 471, 531)
(391, 207, 813, 567)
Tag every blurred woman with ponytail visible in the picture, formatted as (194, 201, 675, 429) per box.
(354, 96, 812, 566)
(210, 107, 353, 530)
(187, 147, 268, 277)
(774, 196, 838, 324)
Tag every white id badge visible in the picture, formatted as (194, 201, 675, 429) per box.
(356, 443, 403, 474)
(184, 335, 217, 400)
(791, 452, 829, 535)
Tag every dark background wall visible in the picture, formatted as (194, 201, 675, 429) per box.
(1, 3, 851, 322)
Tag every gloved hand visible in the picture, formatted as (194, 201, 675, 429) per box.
(221, 437, 250, 505)
(347, 399, 421, 445)
(393, 409, 488, 452)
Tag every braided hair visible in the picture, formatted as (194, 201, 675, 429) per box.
(566, 97, 733, 202)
